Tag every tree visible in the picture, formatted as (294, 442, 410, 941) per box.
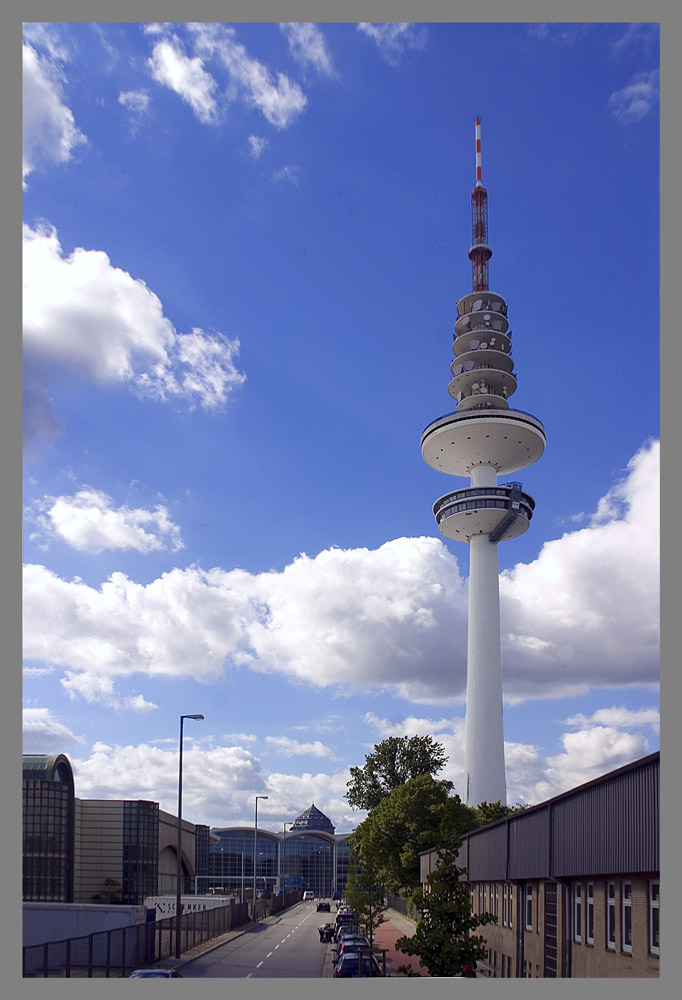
(473, 800, 528, 826)
(91, 878, 124, 904)
(395, 835, 495, 977)
(346, 735, 450, 812)
(348, 774, 478, 897)
(343, 854, 387, 955)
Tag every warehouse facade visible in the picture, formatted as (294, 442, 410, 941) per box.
(420, 752, 660, 978)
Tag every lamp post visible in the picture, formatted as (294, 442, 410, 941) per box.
(253, 795, 268, 920)
(281, 822, 292, 898)
(175, 713, 204, 959)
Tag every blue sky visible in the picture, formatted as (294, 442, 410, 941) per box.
(22, 21, 659, 833)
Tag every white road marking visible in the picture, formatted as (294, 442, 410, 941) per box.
(274, 944, 280, 950)
(245, 973, 252, 978)
(256, 961, 263, 968)
(266, 951, 273, 958)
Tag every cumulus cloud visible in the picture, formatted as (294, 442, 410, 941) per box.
(265, 737, 337, 759)
(148, 35, 219, 124)
(357, 23, 427, 65)
(280, 23, 336, 78)
(22, 223, 246, 450)
(608, 70, 659, 123)
(146, 24, 307, 130)
(30, 488, 184, 554)
(272, 164, 299, 184)
(23, 38, 87, 184)
(22, 441, 658, 709)
(564, 706, 659, 733)
(23, 707, 83, 752)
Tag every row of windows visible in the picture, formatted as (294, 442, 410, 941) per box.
(574, 880, 659, 957)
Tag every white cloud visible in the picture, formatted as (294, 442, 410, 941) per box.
(272, 164, 299, 184)
(31, 488, 184, 554)
(265, 737, 337, 759)
(23, 707, 83, 752)
(357, 23, 427, 65)
(118, 89, 151, 115)
(564, 706, 659, 733)
(248, 134, 267, 158)
(22, 223, 246, 450)
(22, 40, 87, 184)
(610, 24, 658, 59)
(23, 441, 658, 709)
(280, 23, 336, 78)
(148, 35, 219, 124)
(608, 70, 659, 123)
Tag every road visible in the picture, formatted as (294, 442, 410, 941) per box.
(180, 900, 329, 978)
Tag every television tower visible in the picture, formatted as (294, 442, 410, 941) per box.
(421, 118, 546, 806)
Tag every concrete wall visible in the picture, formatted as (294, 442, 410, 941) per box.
(23, 902, 149, 947)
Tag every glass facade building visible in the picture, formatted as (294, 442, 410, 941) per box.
(22, 754, 75, 902)
(122, 800, 159, 904)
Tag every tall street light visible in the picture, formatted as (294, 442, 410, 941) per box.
(253, 795, 268, 920)
(175, 713, 204, 959)
(281, 822, 292, 898)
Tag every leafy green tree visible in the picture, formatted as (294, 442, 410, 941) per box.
(474, 800, 520, 825)
(346, 736, 450, 812)
(343, 854, 387, 954)
(395, 835, 495, 978)
(348, 774, 478, 897)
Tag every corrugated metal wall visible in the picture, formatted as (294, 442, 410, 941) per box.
(448, 754, 659, 884)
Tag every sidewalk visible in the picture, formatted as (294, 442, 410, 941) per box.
(374, 908, 428, 977)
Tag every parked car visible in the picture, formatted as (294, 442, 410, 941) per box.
(334, 952, 383, 977)
(128, 969, 183, 978)
(334, 937, 371, 964)
(316, 901, 330, 912)
(303, 890, 315, 900)
(332, 890, 343, 900)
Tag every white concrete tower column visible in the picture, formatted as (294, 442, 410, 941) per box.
(420, 118, 545, 808)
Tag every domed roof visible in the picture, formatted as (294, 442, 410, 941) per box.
(290, 802, 335, 834)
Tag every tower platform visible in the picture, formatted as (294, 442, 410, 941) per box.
(421, 408, 546, 478)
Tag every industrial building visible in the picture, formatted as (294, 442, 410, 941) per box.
(420, 752, 660, 978)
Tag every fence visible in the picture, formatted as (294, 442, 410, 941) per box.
(385, 893, 416, 921)
(23, 890, 304, 978)
(23, 901, 249, 978)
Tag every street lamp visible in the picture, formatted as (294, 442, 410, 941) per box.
(281, 822, 292, 897)
(253, 795, 268, 920)
(175, 713, 204, 959)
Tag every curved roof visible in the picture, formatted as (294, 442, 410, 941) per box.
(22, 753, 74, 788)
(290, 803, 335, 834)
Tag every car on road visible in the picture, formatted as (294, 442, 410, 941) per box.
(334, 952, 384, 977)
(128, 969, 183, 978)
(316, 901, 330, 912)
(303, 890, 315, 900)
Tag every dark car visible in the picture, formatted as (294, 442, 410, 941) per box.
(128, 969, 183, 978)
(334, 952, 383, 978)
(334, 937, 371, 964)
(316, 901, 330, 912)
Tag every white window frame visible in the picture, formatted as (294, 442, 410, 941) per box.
(509, 884, 513, 929)
(649, 881, 660, 956)
(586, 882, 594, 945)
(525, 883, 533, 931)
(503, 883, 508, 927)
(574, 882, 582, 942)
(606, 881, 616, 950)
(495, 883, 499, 918)
(621, 881, 632, 954)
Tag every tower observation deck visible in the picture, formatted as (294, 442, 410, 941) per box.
(421, 118, 546, 807)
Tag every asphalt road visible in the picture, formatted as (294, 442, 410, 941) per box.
(180, 901, 328, 979)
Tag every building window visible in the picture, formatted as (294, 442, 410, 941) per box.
(622, 882, 632, 954)
(649, 882, 660, 956)
(495, 883, 499, 918)
(574, 883, 582, 942)
(503, 884, 509, 927)
(586, 883, 594, 945)
(525, 883, 533, 931)
(509, 885, 513, 929)
(606, 882, 616, 950)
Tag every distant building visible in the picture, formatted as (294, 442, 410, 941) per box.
(209, 803, 352, 898)
(22, 755, 209, 905)
(419, 752, 660, 978)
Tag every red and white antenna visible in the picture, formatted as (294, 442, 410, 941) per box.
(469, 116, 492, 291)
